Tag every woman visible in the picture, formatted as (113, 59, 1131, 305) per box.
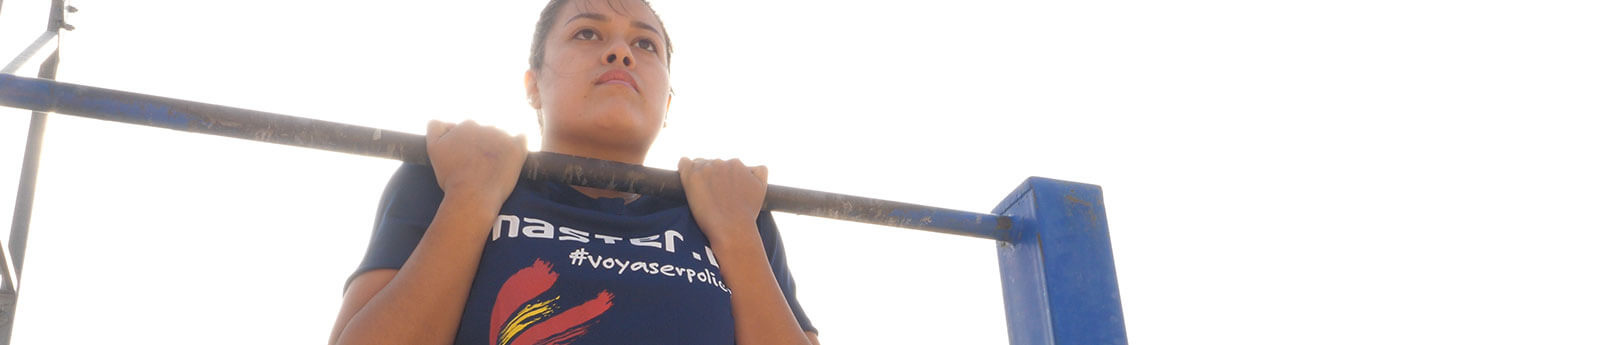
(327, 0, 820, 344)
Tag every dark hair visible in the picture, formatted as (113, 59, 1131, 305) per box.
(529, 0, 674, 70)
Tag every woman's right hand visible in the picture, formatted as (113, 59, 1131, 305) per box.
(424, 119, 528, 208)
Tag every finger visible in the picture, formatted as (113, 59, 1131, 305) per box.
(679, 157, 693, 173)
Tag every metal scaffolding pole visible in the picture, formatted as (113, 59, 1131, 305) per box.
(1, 0, 68, 342)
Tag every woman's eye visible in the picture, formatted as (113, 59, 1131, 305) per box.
(634, 39, 657, 53)
(573, 29, 599, 41)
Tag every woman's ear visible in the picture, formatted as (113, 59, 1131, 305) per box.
(663, 91, 672, 128)
(524, 69, 542, 109)
(525, 69, 545, 127)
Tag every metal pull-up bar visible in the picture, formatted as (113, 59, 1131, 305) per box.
(0, 74, 1012, 241)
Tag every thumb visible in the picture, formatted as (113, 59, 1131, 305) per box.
(678, 157, 694, 183)
(426, 120, 444, 142)
(426, 120, 456, 143)
(752, 165, 769, 183)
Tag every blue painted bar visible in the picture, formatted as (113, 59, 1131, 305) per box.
(995, 177, 1127, 345)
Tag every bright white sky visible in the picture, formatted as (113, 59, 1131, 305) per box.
(2, 0, 1597, 344)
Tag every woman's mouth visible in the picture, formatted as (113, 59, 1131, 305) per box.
(594, 69, 638, 93)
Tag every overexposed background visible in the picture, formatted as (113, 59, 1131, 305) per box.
(3, 0, 1598, 344)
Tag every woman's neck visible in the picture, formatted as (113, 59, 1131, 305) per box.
(540, 138, 647, 202)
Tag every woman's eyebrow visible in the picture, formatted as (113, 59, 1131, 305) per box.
(565, 12, 661, 37)
(566, 12, 608, 25)
(631, 21, 661, 36)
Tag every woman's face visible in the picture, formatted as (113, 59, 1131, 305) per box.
(526, 0, 671, 152)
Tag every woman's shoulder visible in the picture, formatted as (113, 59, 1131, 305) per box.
(376, 163, 445, 214)
(388, 163, 438, 186)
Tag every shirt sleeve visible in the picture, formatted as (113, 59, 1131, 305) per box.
(756, 210, 818, 334)
(344, 163, 445, 291)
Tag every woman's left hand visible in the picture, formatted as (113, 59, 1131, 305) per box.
(678, 157, 768, 247)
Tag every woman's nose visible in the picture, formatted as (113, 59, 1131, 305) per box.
(603, 44, 633, 67)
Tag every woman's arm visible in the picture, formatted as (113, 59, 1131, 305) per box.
(711, 230, 819, 345)
(679, 158, 816, 345)
(329, 120, 527, 345)
(329, 195, 502, 345)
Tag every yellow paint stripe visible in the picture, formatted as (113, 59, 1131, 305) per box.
(498, 296, 560, 345)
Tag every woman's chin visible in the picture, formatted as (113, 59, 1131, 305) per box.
(586, 104, 658, 128)
(580, 117, 659, 145)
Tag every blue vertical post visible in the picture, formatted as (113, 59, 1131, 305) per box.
(995, 177, 1127, 345)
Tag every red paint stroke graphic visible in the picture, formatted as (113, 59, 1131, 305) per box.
(490, 259, 614, 345)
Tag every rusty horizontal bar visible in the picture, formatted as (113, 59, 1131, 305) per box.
(0, 74, 1012, 240)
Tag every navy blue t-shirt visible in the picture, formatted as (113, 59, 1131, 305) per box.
(350, 163, 816, 345)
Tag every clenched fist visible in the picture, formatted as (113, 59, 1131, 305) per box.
(678, 157, 769, 247)
(425, 119, 528, 209)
